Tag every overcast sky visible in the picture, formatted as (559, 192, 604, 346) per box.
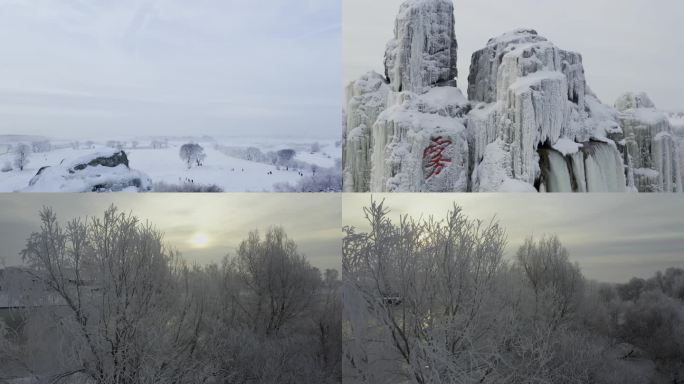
(344, 194, 684, 283)
(0, 0, 340, 139)
(0, 194, 341, 272)
(344, 0, 684, 111)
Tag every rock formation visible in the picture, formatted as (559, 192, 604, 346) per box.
(25, 149, 152, 192)
(342, 0, 682, 193)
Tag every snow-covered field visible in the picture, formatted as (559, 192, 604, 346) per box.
(0, 136, 340, 192)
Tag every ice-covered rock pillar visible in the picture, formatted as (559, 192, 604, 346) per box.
(466, 29, 627, 192)
(384, 0, 458, 94)
(615, 92, 682, 192)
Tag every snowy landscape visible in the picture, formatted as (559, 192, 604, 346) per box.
(0, 135, 341, 192)
(0, 0, 341, 193)
(343, 0, 684, 193)
(343, 198, 684, 383)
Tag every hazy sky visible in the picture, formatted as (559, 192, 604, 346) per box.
(344, 194, 684, 283)
(0, 194, 341, 272)
(0, 0, 340, 139)
(344, 0, 684, 111)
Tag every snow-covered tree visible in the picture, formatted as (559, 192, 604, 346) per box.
(515, 235, 584, 327)
(233, 227, 321, 336)
(344, 200, 508, 384)
(31, 140, 51, 153)
(18, 206, 203, 383)
(179, 143, 206, 168)
(13, 143, 30, 171)
(276, 149, 296, 169)
(310, 142, 321, 153)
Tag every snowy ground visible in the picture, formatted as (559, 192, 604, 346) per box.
(0, 136, 340, 192)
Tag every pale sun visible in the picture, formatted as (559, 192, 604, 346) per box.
(190, 232, 210, 248)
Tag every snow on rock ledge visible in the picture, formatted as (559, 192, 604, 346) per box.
(24, 149, 152, 192)
(384, 0, 458, 94)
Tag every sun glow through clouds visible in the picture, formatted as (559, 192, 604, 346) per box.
(190, 232, 210, 248)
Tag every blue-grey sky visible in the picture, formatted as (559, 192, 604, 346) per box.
(344, 0, 684, 111)
(344, 194, 684, 283)
(0, 194, 341, 272)
(0, 0, 340, 139)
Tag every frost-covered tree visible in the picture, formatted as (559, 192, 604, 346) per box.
(2, 208, 341, 384)
(13, 143, 30, 171)
(18, 206, 203, 384)
(276, 149, 296, 169)
(344, 200, 508, 384)
(179, 143, 206, 169)
(233, 227, 321, 336)
(310, 142, 321, 153)
(31, 140, 51, 153)
(515, 235, 584, 327)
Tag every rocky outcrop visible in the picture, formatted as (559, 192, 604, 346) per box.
(615, 93, 682, 192)
(384, 0, 458, 94)
(25, 150, 152, 192)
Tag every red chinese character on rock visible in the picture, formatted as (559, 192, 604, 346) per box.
(423, 136, 452, 179)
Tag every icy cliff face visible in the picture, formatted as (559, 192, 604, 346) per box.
(467, 29, 626, 192)
(669, 112, 684, 184)
(384, 0, 458, 94)
(343, 72, 390, 192)
(616, 94, 682, 192)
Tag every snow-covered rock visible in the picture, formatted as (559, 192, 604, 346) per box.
(342, 0, 680, 193)
(370, 87, 470, 191)
(467, 29, 626, 192)
(384, 0, 458, 94)
(24, 149, 152, 192)
(615, 93, 682, 192)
